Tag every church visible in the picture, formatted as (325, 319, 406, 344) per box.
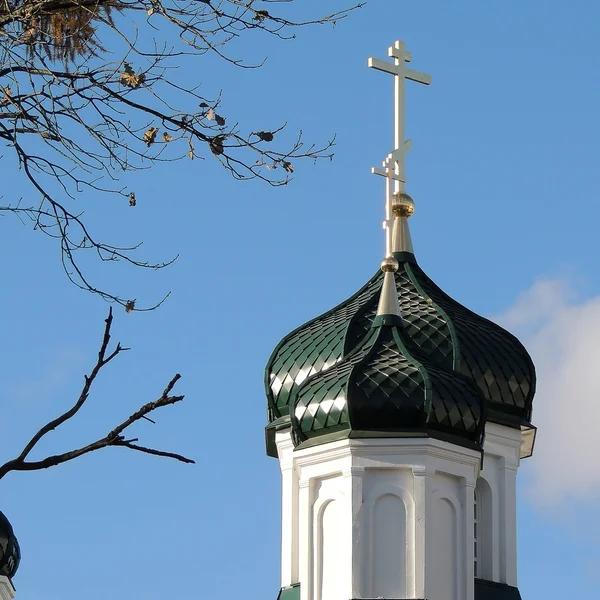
(264, 39, 536, 600)
(0, 38, 537, 600)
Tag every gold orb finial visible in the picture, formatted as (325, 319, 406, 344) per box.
(381, 256, 399, 273)
(392, 192, 415, 218)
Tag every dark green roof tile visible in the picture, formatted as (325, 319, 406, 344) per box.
(292, 325, 485, 448)
(265, 253, 535, 451)
(0, 511, 20, 579)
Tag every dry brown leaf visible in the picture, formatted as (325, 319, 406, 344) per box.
(125, 300, 136, 313)
(22, 27, 36, 41)
(1, 86, 12, 105)
(162, 132, 174, 142)
(215, 114, 226, 126)
(120, 72, 137, 87)
(206, 108, 215, 121)
(209, 136, 225, 155)
(188, 139, 194, 159)
(143, 127, 159, 147)
(256, 131, 274, 142)
(282, 160, 294, 173)
(129, 192, 136, 206)
(254, 9, 269, 22)
(120, 63, 146, 88)
(147, 7, 154, 16)
(40, 131, 61, 141)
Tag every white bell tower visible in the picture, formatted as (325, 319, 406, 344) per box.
(266, 39, 533, 600)
(275, 422, 526, 600)
(277, 432, 481, 600)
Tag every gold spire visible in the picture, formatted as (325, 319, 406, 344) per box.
(370, 40, 425, 319)
(376, 257, 401, 317)
(391, 192, 415, 254)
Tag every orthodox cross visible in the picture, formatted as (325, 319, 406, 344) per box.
(368, 40, 431, 254)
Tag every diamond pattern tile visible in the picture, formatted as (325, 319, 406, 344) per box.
(411, 262, 535, 422)
(267, 273, 383, 419)
(293, 324, 484, 445)
(265, 254, 535, 443)
(295, 330, 378, 436)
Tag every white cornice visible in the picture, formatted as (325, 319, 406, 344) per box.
(294, 437, 480, 470)
(485, 422, 521, 445)
(483, 423, 521, 469)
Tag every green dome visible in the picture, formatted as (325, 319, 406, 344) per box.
(265, 252, 535, 455)
(292, 316, 486, 449)
(0, 511, 20, 579)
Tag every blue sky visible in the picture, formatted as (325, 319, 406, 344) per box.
(1, 1, 600, 598)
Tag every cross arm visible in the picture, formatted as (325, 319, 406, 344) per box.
(368, 57, 432, 85)
(368, 56, 396, 75)
(371, 167, 405, 181)
(407, 69, 432, 85)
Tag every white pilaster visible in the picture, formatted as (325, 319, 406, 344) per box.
(463, 477, 477, 600)
(346, 466, 365, 600)
(479, 422, 522, 586)
(297, 477, 312, 600)
(502, 458, 519, 586)
(0, 577, 15, 600)
(412, 465, 434, 599)
(277, 431, 299, 587)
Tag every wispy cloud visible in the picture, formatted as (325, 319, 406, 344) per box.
(493, 278, 600, 506)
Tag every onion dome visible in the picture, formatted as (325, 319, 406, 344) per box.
(291, 256, 486, 450)
(0, 511, 20, 579)
(265, 195, 536, 457)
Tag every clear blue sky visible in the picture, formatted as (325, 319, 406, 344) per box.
(2, 1, 599, 598)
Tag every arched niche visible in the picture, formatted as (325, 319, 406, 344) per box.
(430, 495, 460, 600)
(475, 476, 493, 581)
(363, 483, 414, 599)
(313, 491, 345, 600)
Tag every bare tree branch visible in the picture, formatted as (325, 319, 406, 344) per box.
(8, 307, 124, 466)
(0, 308, 193, 480)
(1, 0, 364, 308)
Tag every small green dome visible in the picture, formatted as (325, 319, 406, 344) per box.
(265, 252, 535, 456)
(0, 512, 20, 579)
